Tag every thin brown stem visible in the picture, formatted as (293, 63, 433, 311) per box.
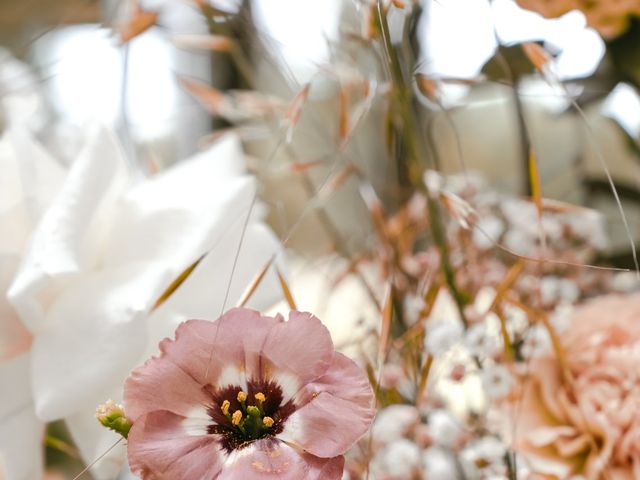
(376, 2, 468, 327)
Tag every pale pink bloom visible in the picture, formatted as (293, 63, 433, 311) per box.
(124, 308, 374, 479)
(513, 294, 640, 479)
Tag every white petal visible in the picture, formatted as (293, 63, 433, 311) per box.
(0, 354, 44, 480)
(0, 404, 43, 480)
(8, 125, 129, 334)
(147, 217, 284, 348)
(2, 127, 65, 219)
(0, 129, 65, 360)
(0, 253, 32, 360)
(103, 168, 255, 269)
(30, 264, 164, 421)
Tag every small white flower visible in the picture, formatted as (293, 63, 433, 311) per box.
(501, 199, 536, 237)
(425, 321, 464, 356)
(404, 293, 426, 326)
(374, 439, 421, 480)
(566, 209, 607, 250)
(428, 409, 463, 448)
(521, 325, 552, 359)
(503, 229, 536, 256)
(464, 323, 501, 358)
(422, 447, 460, 480)
(550, 304, 573, 332)
(611, 271, 640, 293)
(540, 276, 561, 304)
(472, 215, 504, 249)
(372, 404, 420, 444)
(424, 169, 444, 194)
(541, 216, 563, 242)
(460, 436, 507, 479)
(480, 364, 514, 399)
(540, 276, 579, 305)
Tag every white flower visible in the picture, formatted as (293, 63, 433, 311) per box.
(611, 271, 640, 293)
(552, 303, 574, 330)
(540, 276, 579, 305)
(464, 323, 501, 358)
(428, 408, 463, 448)
(425, 321, 464, 356)
(422, 447, 460, 480)
(480, 364, 514, 399)
(372, 404, 420, 444)
(521, 325, 551, 359)
(404, 293, 426, 326)
(0, 355, 43, 480)
(0, 49, 44, 129)
(501, 198, 537, 237)
(460, 436, 507, 479)
(373, 439, 421, 479)
(566, 209, 607, 250)
(0, 128, 66, 480)
(472, 215, 504, 249)
(0, 127, 65, 361)
(424, 169, 444, 194)
(502, 229, 536, 256)
(1, 126, 284, 479)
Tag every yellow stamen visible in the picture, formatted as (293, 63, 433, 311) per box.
(254, 392, 266, 403)
(263, 416, 274, 428)
(221, 400, 230, 416)
(231, 410, 243, 426)
(237, 391, 247, 402)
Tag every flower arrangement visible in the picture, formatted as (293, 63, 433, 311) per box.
(2, 0, 640, 479)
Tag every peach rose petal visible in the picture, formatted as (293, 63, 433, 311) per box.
(512, 294, 640, 478)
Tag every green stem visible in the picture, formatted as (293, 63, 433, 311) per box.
(201, 4, 256, 89)
(376, 2, 468, 327)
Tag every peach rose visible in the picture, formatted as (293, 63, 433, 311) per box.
(516, 0, 640, 38)
(513, 294, 640, 480)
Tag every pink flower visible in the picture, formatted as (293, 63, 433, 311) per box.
(513, 294, 640, 479)
(123, 308, 375, 479)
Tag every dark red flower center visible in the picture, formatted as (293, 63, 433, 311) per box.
(205, 379, 295, 452)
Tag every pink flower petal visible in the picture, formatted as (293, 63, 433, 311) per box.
(159, 309, 281, 387)
(127, 410, 223, 480)
(260, 311, 334, 395)
(276, 352, 373, 457)
(278, 391, 374, 458)
(295, 352, 373, 409)
(218, 438, 344, 480)
(124, 354, 212, 421)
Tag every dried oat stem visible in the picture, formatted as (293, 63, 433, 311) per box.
(376, 1, 468, 327)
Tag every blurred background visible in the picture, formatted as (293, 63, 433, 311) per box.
(3, 0, 640, 259)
